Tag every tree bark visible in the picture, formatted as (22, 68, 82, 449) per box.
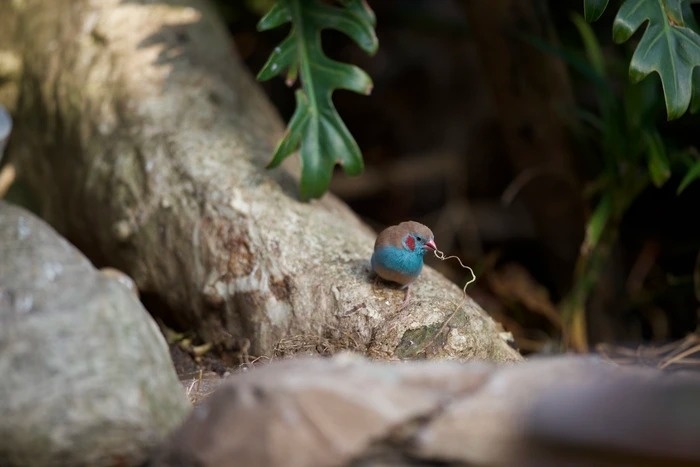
(0, 0, 520, 362)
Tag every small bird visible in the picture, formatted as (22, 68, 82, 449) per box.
(371, 221, 436, 308)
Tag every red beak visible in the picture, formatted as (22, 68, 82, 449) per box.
(425, 239, 437, 251)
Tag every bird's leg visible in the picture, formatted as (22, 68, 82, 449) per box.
(399, 285, 411, 311)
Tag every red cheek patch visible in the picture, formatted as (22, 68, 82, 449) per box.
(405, 236, 415, 251)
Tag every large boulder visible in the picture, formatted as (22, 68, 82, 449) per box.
(0, 202, 190, 466)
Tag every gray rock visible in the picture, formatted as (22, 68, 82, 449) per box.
(0, 202, 190, 467)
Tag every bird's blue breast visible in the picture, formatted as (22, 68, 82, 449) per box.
(371, 245, 424, 278)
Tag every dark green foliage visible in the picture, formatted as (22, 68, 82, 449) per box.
(584, 0, 700, 120)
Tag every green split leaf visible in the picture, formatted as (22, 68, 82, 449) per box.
(257, 0, 378, 200)
(612, 0, 700, 120)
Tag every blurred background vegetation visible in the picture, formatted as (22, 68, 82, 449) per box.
(218, 0, 700, 355)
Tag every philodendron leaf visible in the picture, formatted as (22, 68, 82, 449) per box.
(612, 0, 700, 120)
(584, 0, 610, 22)
(257, 0, 378, 200)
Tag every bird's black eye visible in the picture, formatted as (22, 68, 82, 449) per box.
(416, 236, 423, 242)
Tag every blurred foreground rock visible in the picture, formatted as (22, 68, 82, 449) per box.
(0, 202, 190, 467)
(153, 353, 700, 467)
